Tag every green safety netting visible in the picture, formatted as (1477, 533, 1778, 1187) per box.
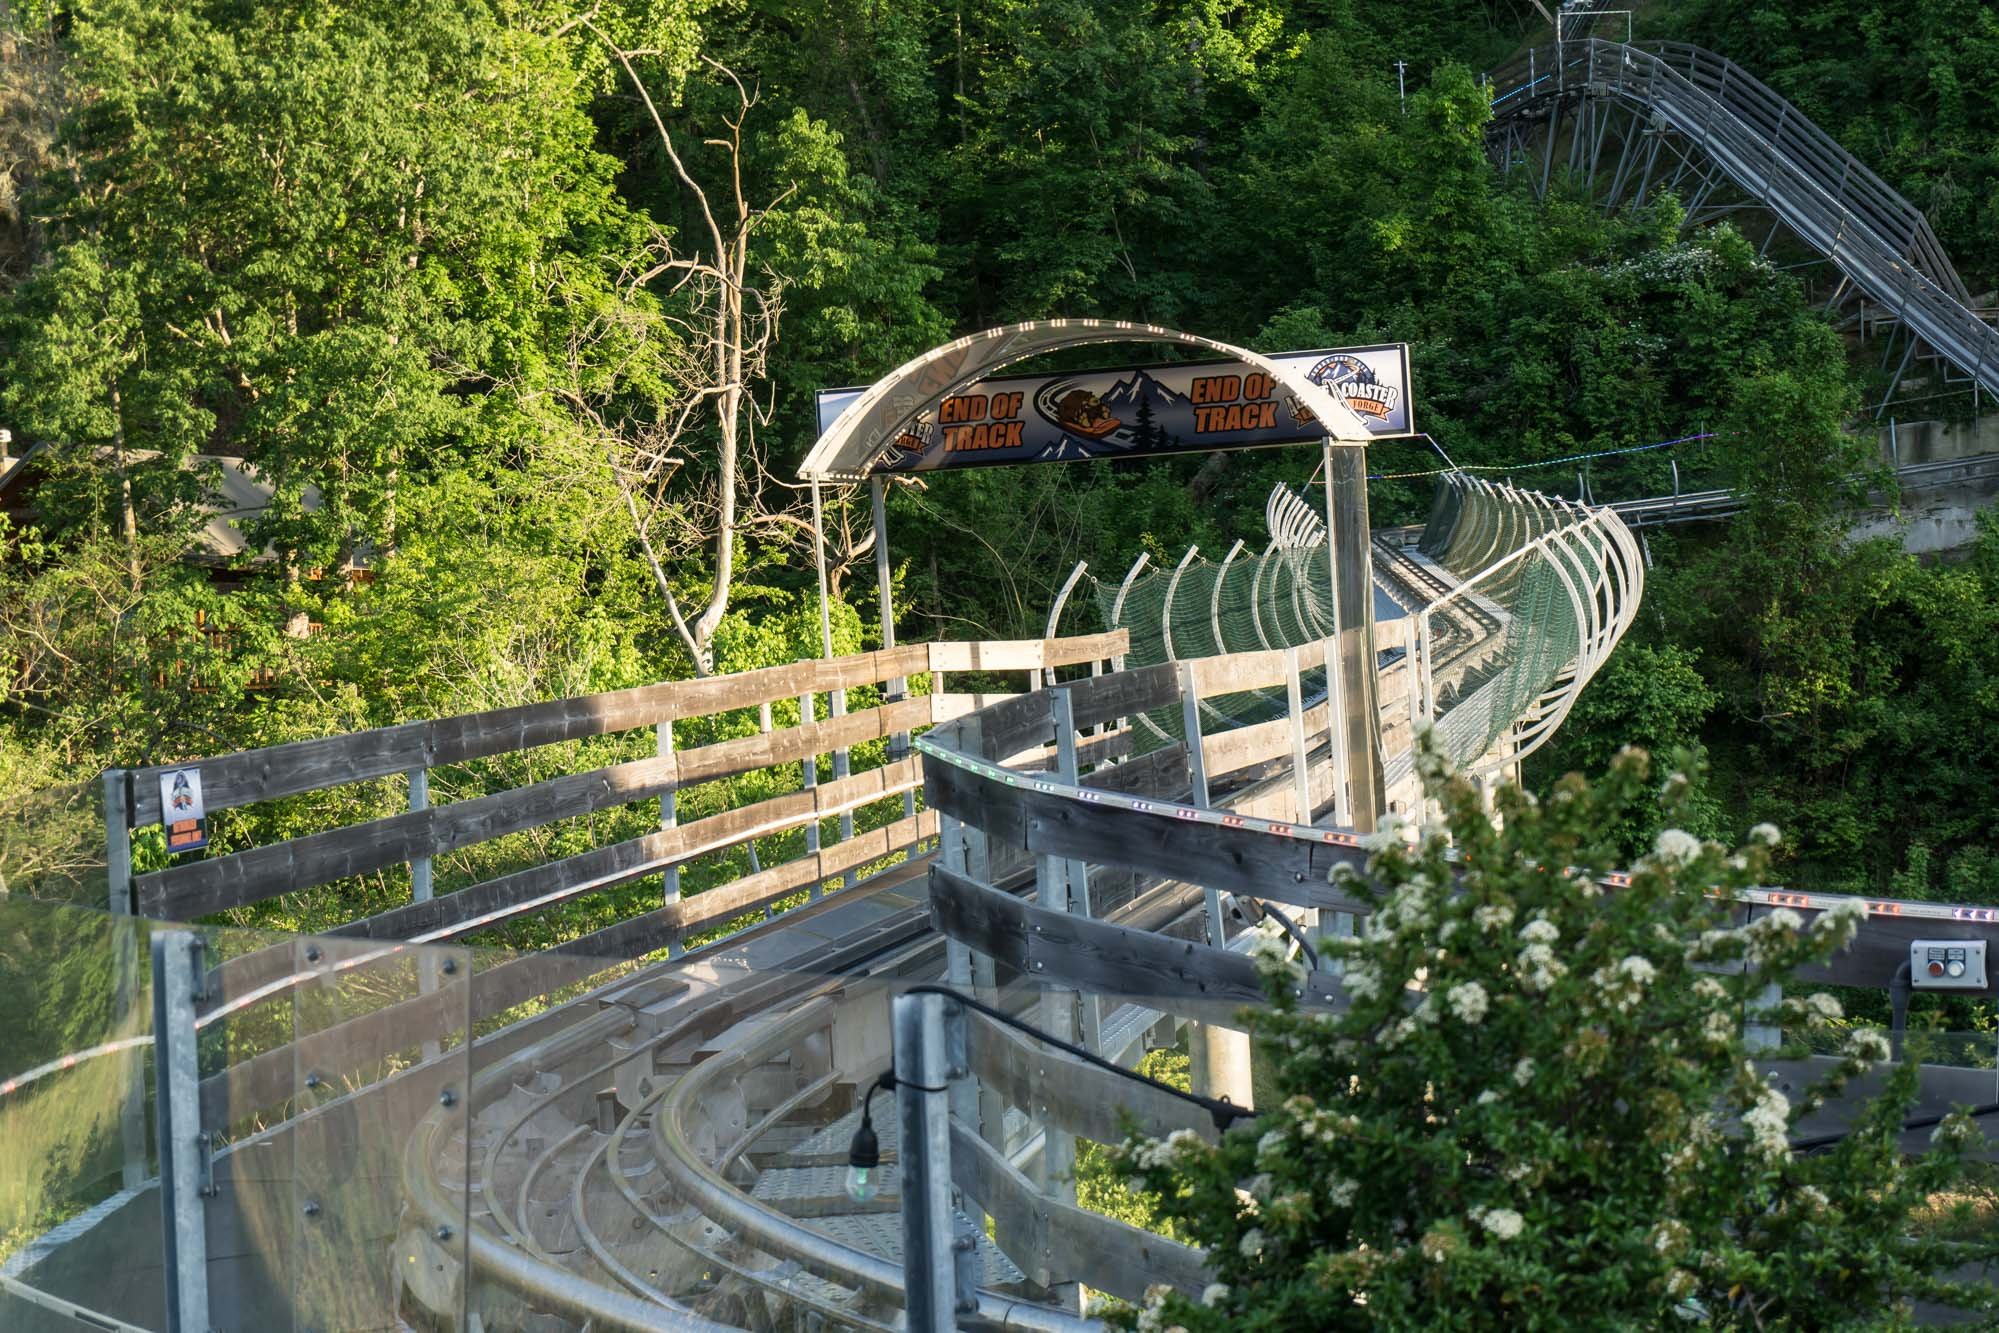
(1063, 472, 1641, 777)
(1408, 474, 1639, 774)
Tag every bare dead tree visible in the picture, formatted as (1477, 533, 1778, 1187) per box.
(578, 26, 796, 675)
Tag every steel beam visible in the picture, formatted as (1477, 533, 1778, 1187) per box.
(152, 930, 210, 1333)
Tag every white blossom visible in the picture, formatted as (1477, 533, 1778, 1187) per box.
(1200, 1283, 1230, 1308)
(1516, 942, 1566, 992)
(1741, 909, 1803, 965)
(1813, 896, 1867, 946)
(1844, 1029, 1892, 1064)
(1474, 903, 1516, 932)
(1749, 822, 1782, 847)
(1327, 1176, 1359, 1207)
(1653, 828, 1701, 866)
(1512, 1057, 1536, 1087)
(1701, 1010, 1734, 1045)
(1238, 1228, 1266, 1259)
(1932, 1112, 1980, 1150)
(1358, 813, 1408, 853)
(1685, 928, 1737, 962)
(1617, 955, 1658, 985)
(1801, 992, 1842, 1023)
(1477, 1089, 1501, 1105)
(1344, 962, 1383, 1002)
(1795, 1185, 1828, 1213)
(1741, 1084, 1792, 1160)
(1692, 976, 1726, 1001)
(1480, 1208, 1524, 1240)
(1519, 917, 1560, 944)
(1446, 981, 1491, 1024)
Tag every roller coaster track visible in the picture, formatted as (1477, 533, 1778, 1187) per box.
(3, 249, 1989, 1327)
(1487, 39, 1999, 402)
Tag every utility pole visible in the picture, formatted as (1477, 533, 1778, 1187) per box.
(1395, 60, 1408, 114)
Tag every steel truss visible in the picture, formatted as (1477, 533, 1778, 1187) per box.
(1487, 39, 1999, 414)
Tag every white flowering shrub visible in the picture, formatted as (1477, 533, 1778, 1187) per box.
(1112, 745, 1998, 1329)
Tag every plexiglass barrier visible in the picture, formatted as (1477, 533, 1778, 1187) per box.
(7, 880, 1999, 1331)
(0, 899, 475, 1331)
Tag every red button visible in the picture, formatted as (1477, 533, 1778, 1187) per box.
(1929, 961, 1946, 977)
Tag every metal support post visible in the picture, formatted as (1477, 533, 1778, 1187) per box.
(1326, 444, 1387, 833)
(873, 479, 917, 819)
(1404, 617, 1426, 738)
(410, 766, 439, 1055)
(894, 990, 977, 1332)
(1745, 979, 1782, 1053)
(1284, 647, 1314, 825)
(1177, 662, 1226, 950)
(831, 689, 854, 854)
(659, 720, 684, 956)
(938, 814, 981, 1134)
(944, 718, 1006, 1150)
(1178, 662, 1253, 1104)
(1323, 631, 1352, 828)
(104, 768, 148, 1191)
(1047, 689, 1100, 1054)
(1033, 841, 1079, 1203)
(409, 766, 433, 902)
(152, 930, 211, 1333)
(798, 692, 824, 900)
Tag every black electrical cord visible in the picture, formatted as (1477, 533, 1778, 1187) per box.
(903, 983, 1256, 1130)
(1242, 896, 1320, 971)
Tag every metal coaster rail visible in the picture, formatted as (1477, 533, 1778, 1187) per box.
(1487, 39, 1999, 403)
(15, 39, 1999, 1322)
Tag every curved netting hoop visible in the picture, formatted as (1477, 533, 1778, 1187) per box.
(1070, 471, 1642, 779)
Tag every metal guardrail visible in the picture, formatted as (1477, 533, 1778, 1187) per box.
(1488, 39, 1999, 401)
(1612, 450, 1999, 528)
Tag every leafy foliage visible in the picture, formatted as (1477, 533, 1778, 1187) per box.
(1112, 747, 1999, 1329)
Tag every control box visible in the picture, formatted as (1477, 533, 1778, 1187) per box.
(1910, 939, 1988, 990)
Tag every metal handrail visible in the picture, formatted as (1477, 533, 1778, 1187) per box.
(1489, 39, 1998, 398)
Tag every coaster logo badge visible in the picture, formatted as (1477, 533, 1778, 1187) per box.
(1305, 353, 1400, 422)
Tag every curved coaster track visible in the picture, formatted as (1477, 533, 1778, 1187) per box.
(8, 42, 1999, 1331)
(1487, 39, 1999, 406)
(13, 469, 1999, 1332)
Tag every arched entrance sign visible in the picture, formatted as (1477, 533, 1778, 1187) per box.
(797, 319, 1389, 482)
(798, 319, 1398, 830)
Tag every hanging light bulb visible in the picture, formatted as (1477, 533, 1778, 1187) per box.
(846, 1093, 882, 1203)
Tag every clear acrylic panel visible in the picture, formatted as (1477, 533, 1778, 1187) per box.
(0, 899, 157, 1330)
(0, 778, 109, 909)
(0, 900, 477, 1332)
(288, 933, 471, 1331)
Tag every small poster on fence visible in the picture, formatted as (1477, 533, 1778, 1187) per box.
(159, 767, 208, 854)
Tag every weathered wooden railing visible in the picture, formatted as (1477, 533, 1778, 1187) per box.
(880, 658, 1999, 1309)
(103, 636, 1123, 1120)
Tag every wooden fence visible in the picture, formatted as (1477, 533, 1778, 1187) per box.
(95, 633, 1125, 1123)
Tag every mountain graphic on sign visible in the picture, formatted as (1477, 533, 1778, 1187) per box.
(1099, 370, 1191, 415)
(1035, 438, 1102, 462)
